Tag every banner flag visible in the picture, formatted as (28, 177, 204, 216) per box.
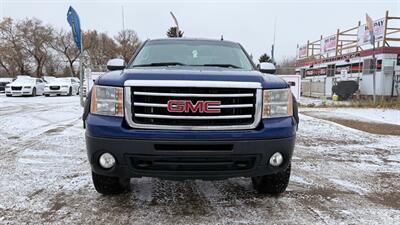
(67, 6, 82, 52)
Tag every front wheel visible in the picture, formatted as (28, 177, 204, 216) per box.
(91, 171, 130, 195)
(67, 87, 72, 96)
(251, 163, 291, 195)
(31, 88, 36, 97)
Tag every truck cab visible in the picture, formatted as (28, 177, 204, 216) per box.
(84, 38, 298, 195)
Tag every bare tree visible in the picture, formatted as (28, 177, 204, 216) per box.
(0, 18, 31, 76)
(50, 29, 80, 76)
(0, 17, 141, 76)
(44, 55, 64, 76)
(276, 57, 296, 74)
(18, 18, 53, 77)
(114, 29, 141, 63)
(83, 30, 118, 67)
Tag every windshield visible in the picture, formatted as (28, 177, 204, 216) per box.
(57, 78, 71, 83)
(14, 77, 34, 83)
(129, 40, 254, 70)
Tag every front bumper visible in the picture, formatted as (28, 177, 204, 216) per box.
(5, 89, 32, 96)
(86, 135, 295, 180)
(86, 114, 297, 180)
(44, 88, 69, 95)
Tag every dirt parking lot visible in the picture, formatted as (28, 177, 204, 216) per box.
(0, 95, 399, 225)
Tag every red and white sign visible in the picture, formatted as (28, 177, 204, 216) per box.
(357, 18, 385, 46)
(320, 35, 337, 54)
(298, 45, 308, 59)
(167, 100, 221, 113)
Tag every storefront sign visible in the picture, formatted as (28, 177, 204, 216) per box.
(320, 35, 337, 54)
(298, 45, 308, 58)
(357, 18, 385, 46)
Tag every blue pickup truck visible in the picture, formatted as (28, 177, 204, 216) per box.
(83, 38, 298, 195)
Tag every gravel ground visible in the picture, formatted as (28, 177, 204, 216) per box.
(0, 95, 399, 225)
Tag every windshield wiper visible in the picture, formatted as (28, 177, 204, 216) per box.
(132, 62, 186, 67)
(201, 64, 242, 69)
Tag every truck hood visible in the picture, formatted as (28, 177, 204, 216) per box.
(96, 67, 288, 89)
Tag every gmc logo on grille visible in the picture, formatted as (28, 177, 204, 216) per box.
(167, 100, 221, 113)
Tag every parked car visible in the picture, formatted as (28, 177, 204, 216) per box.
(44, 77, 80, 96)
(5, 76, 46, 97)
(0, 78, 14, 93)
(43, 76, 56, 83)
(71, 77, 80, 83)
(72, 77, 81, 94)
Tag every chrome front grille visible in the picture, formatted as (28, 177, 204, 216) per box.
(11, 86, 22, 90)
(50, 86, 60, 90)
(124, 80, 262, 130)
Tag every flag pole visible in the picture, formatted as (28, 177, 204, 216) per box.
(79, 38, 84, 107)
(67, 6, 84, 107)
(372, 41, 376, 104)
(366, 13, 376, 104)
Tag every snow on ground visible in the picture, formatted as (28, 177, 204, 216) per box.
(299, 96, 351, 107)
(300, 107, 400, 125)
(0, 94, 399, 225)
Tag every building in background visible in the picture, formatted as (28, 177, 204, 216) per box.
(296, 10, 400, 99)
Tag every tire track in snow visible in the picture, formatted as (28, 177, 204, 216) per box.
(195, 179, 269, 224)
(132, 177, 154, 203)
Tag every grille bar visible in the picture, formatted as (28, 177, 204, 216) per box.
(135, 113, 252, 120)
(11, 86, 22, 90)
(133, 91, 253, 97)
(133, 102, 253, 108)
(124, 80, 262, 130)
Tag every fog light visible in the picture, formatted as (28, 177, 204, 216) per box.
(269, 152, 283, 166)
(99, 153, 116, 169)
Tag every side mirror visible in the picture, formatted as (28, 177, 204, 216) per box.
(107, 58, 126, 71)
(259, 62, 276, 74)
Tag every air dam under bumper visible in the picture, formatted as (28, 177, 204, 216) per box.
(86, 135, 296, 180)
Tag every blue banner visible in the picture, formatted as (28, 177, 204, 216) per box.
(67, 6, 82, 52)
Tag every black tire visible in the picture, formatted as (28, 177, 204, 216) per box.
(292, 94, 299, 125)
(91, 171, 130, 195)
(68, 87, 72, 96)
(339, 94, 350, 101)
(6, 94, 11, 97)
(31, 88, 36, 97)
(251, 163, 291, 195)
(44, 94, 49, 97)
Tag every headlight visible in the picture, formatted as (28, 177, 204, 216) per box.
(91, 85, 124, 117)
(262, 89, 293, 118)
(24, 86, 31, 89)
(61, 85, 69, 88)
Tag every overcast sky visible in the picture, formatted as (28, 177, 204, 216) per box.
(0, 0, 399, 62)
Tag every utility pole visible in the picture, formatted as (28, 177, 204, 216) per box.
(122, 5, 125, 31)
(271, 17, 277, 63)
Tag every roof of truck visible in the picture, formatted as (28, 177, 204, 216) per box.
(147, 38, 239, 45)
